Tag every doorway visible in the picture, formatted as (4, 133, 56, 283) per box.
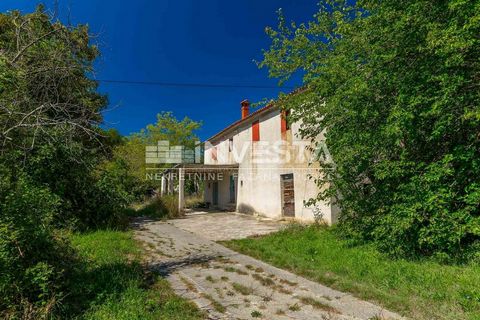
(212, 182, 219, 206)
(281, 173, 295, 217)
(229, 175, 236, 203)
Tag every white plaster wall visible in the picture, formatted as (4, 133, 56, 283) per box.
(204, 107, 336, 224)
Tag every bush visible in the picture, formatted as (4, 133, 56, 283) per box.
(85, 158, 139, 229)
(0, 171, 74, 319)
(23, 142, 138, 230)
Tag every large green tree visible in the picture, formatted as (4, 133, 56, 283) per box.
(0, 7, 133, 317)
(261, 0, 480, 260)
(115, 111, 202, 188)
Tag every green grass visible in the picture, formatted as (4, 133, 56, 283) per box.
(69, 230, 203, 320)
(222, 225, 480, 320)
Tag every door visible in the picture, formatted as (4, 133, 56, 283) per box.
(281, 174, 295, 217)
(229, 175, 236, 203)
(212, 182, 219, 206)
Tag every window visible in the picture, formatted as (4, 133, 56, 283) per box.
(229, 137, 233, 152)
(252, 120, 260, 142)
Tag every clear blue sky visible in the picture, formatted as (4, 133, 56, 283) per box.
(0, 0, 317, 140)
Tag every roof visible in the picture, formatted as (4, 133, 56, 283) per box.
(204, 87, 307, 144)
(205, 103, 278, 143)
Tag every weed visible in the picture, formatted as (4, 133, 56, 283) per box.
(279, 278, 297, 286)
(288, 303, 301, 312)
(252, 273, 275, 286)
(232, 283, 253, 295)
(201, 293, 226, 313)
(299, 296, 338, 313)
(251, 310, 262, 318)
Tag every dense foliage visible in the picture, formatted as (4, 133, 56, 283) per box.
(0, 7, 203, 317)
(261, 0, 480, 261)
(0, 170, 75, 318)
(0, 7, 136, 318)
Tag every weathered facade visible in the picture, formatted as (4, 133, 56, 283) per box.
(203, 100, 338, 224)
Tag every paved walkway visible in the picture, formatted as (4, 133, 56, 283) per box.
(170, 211, 286, 241)
(133, 212, 403, 320)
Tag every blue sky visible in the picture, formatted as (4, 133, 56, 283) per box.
(0, 0, 317, 140)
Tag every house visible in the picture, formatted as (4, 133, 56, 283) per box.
(200, 99, 339, 224)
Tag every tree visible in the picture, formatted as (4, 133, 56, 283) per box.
(115, 111, 202, 190)
(0, 5, 106, 155)
(260, 0, 480, 260)
(0, 7, 132, 317)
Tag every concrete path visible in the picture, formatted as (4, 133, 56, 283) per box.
(170, 211, 286, 241)
(133, 212, 403, 320)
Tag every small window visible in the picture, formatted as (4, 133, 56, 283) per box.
(229, 137, 233, 152)
(252, 120, 260, 142)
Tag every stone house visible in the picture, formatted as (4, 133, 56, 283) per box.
(200, 99, 338, 224)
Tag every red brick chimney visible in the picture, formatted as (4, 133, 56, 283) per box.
(241, 99, 250, 119)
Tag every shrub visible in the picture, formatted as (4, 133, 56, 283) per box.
(23, 142, 138, 230)
(0, 170, 74, 318)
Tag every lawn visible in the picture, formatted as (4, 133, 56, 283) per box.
(222, 225, 480, 320)
(69, 230, 203, 320)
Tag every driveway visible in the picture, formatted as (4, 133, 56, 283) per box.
(133, 212, 402, 320)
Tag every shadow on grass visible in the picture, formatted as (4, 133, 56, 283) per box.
(62, 259, 145, 317)
(61, 228, 204, 319)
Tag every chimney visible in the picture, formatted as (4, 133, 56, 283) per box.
(241, 99, 250, 119)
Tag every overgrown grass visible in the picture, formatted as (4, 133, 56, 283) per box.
(126, 195, 180, 219)
(222, 225, 480, 320)
(68, 230, 203, 319)
(185, 194, 206, 209)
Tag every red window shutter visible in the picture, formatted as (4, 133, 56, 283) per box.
(281, 110, 291, 139)
(281, 111, 287, 137)
(252, 120, 260, 141)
